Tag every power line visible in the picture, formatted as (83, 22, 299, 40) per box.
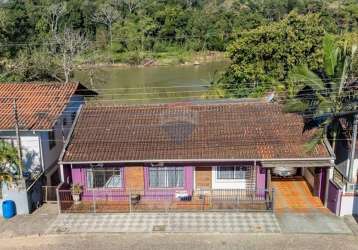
(2, 77, 356, 93)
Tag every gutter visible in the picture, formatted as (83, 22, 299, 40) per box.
(60, 157, 334, 165)
(0, 129, 53, 132)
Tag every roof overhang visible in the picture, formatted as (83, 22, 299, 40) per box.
(60, 157, 334, 166)
(0, 129, 52, 132)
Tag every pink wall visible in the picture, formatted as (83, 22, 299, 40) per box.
(71, 165, 194, 200)
(256, 165, 266, 190)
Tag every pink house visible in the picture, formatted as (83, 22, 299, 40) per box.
(58, 101, 334, 212)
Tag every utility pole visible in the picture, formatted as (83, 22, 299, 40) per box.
(13, 99, 23, 179)
(348, 114, 358, 182)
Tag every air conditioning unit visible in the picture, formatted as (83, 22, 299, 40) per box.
(272, 166, 297, 177)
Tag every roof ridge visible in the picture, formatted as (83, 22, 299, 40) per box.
(83, 99, 275, 109)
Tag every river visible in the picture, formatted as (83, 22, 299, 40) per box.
(74, 61, 229, 104)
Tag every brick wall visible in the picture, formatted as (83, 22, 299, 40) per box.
(195, 167, 212, 189)
(124, 166, 144, 190)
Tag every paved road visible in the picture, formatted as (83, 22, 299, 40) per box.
(1, 233, 358, 250)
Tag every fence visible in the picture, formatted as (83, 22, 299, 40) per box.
(57, 187, 274, 213)
(42, 186, 59, 203)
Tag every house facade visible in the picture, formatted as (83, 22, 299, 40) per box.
(0, 82, 90, 186)
(330, 117, 358, 216)
(59, 101, 334, 213)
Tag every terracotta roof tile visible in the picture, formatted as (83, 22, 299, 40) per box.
(0, 82, 79, 130)
(62, 102, 331, 162)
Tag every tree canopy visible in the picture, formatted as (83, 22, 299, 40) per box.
(221, 12, 324, 97)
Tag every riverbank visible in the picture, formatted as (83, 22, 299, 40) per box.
(78, 51, 228, 69)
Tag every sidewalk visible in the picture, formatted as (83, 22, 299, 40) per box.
(47, 212, 281, 234)
(0, 203, 58, 238)
(0, 204, 356, 236)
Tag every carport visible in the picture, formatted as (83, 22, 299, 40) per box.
(262, 160, 333, 212)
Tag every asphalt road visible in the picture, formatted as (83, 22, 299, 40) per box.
(1, 233, 358, 250)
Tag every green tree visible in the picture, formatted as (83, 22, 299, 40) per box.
(284, 34, 358, 150)
(0, 141, 20, 182)
(220, 12, 324, 97)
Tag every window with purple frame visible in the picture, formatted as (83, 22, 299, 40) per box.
(86, 167, 122, 188)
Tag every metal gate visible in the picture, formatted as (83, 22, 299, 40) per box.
(42, 186, 59, 203)
(57, 186, 275, 213)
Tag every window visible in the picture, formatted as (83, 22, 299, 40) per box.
(149, 167, 184, 188)
(48, 130, 56, 149)
(216, 166, 247, 180)
(86, 167, 122, 188)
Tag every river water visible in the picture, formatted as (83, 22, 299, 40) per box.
(74, 61, 228, 104)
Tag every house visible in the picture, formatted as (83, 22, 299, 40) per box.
(0, 82, 94, 187)
(329, 116, 358, 215)
(59, 101, 335, 212)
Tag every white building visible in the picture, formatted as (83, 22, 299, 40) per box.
(331, 119, 358, 216)
(0, 82, 93, 186)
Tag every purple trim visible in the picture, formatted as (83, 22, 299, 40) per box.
(256, 166, 266, 189)
(319, 168, 327, 202)
(256, 165, 266, 197)
(327, 180, 343, 215)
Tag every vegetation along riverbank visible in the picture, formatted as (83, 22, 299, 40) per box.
(0, 0, 357, 101)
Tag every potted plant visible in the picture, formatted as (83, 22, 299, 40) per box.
(71, 183, 83, 204)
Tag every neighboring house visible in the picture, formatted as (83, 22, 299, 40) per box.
(59, 101, 335, 212)
(330, 118, 358, 216)
(0, 82, 91, 186)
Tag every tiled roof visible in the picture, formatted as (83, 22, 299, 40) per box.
(62, 102, 331, 163)
(0, 82, 80, 130)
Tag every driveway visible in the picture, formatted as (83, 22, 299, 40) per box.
(272, 177, 326, 213)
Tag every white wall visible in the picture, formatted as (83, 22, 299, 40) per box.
(40, 95, 83, 171)
(211, 166, 246, 189)
(0, 95, 84, 177)
(340, 195, 358, 216)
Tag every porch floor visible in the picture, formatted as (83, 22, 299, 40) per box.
(272, 177, 327, 213)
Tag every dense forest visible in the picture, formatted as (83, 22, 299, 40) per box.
(0, 0, 357, 90)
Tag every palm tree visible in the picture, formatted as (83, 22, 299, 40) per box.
(0, 141, 20, 183)
(284, 34, 357, 151)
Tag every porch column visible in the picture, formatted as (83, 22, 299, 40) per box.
(267, 168, 272, 189)
(60, 164, 64, 183)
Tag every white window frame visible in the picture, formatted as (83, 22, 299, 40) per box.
(216, 166, 247, 181)
(212, 166, 248, 189)
(148, 166, 184, 189)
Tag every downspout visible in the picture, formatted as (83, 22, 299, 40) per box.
(348, 114, 358, 182)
